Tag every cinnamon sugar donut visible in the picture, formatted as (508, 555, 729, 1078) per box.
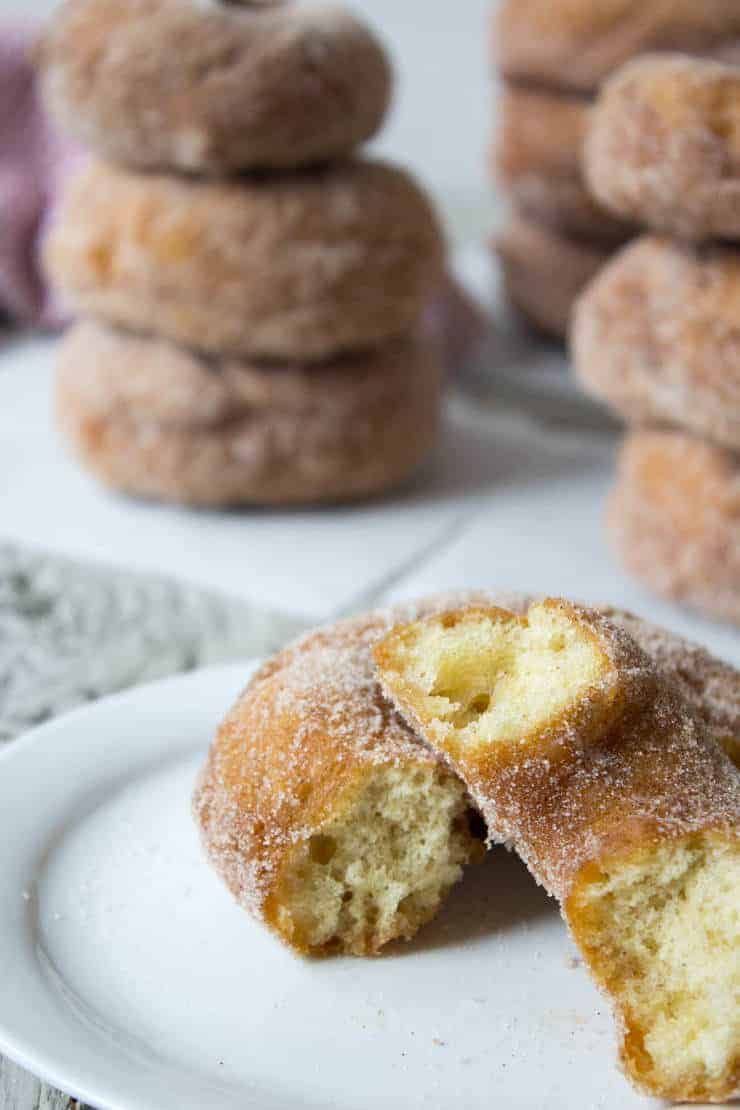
(609, 430, 740, 626)
(45, 158, 444, 362)
(496, 213, 614, 339)
(585, 54, 740, 241)
(56, 320, 443, 506)
(573, 236, 740, 450)
(494, 0, 740, 95)
(376, 599, 740, 1102)
(38, 0, 392, 173)
(194, 587, 739, 963)
(494, 84, 634, 242)
(192, 598, 489, 957)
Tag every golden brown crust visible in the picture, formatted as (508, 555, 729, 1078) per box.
(494, 0, 740, 94)
(38, 0, 392, 172)
(573, 235, 740, 450)
(44, 158, 445, 362)
(496, 213, 616, 339)
(585, 54, 740, 241)
(608, 430, 740, 626)
(192, 597, 496, 955)
(494, 84, 635, 242)
(55, 320, 443, 506)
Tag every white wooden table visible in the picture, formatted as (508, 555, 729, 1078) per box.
(1, 3, 739, 1106)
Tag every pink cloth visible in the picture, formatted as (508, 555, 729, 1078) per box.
(423, 273, 488, 375)
(0, 25, 76, 330)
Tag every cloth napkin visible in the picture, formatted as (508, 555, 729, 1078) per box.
(0, 25, 76, 331)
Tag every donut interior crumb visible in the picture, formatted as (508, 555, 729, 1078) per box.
(569, 835, 739, 1100)
(273, 764, 480, 956)
(374, 601, 610, 754)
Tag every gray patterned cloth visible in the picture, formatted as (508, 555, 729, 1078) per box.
(0, 540, 308, 1110)
(0, 541, 306, 743)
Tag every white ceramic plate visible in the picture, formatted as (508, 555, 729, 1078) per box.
(0, 662, 659, 1110)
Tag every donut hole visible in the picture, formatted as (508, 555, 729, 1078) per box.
(308, 835, 337, 865)
(376, 601, 613, 753)
(568, 834, 740, 1101)
(277, 764, 478, 956)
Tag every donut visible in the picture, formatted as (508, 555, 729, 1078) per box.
(195, 588, 739, 961)
(37, 0, 392, 173)
(601, 607, 740, 769)
(55, 319, 443, 506)
(192, 598, 490, 957)
(44, 158, 444, 362)
(494, 84, 634, 242)
(494, 0, 740, 94)
(375, 599, 740, 1102)
(608, 430, 740, 627)
(584, 54, 740, 241)
(496, 212, 615, 339)
(573, 236, 740, 451)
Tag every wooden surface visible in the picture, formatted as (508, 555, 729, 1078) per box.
(1, 1058, 86, 1110)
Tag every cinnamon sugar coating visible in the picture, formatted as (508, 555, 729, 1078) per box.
(504, 596, 740, 770)
(193, 598, 497, 956)
(609, 430, 740, 627)
(600, 608, 740, 768)
(494, 84, 634, 242)
(56, 320, 442, 506)
(573, 235, 740, 450)
(496, 212, 614, 339)
(585, 54, 740, 241)
(494, 0, 740, 94)
(44, 158, 445, 362)
(38, 0, 392, 173)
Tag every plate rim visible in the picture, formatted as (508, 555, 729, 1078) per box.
(0, 658, 263, 1110)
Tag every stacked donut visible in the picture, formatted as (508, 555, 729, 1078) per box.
(489, 0, 740, 340)
(573, 54, 740, 626)
(38, 0, 446, 506)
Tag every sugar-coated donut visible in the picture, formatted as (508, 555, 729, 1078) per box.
(573, 236, 740, 450)
(494, 0, 740, 94)
(375, 599, 740, 1102)
(37, 0, 392, 173)
(195, 588, 739, 961)
(193, 598, 491, 957)
(496, 213, 615, 339)
(585, 54, 740, 241)
(45, 158, 444, 362)
(609, 430, 740, 627)
(55, 320, 443, 506)
(494, 84, 634, 242)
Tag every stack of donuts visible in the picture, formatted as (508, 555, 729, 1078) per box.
(573, 53, 740, 626)
(489, 0, 740, 341)
(38, 0, 446, 506)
